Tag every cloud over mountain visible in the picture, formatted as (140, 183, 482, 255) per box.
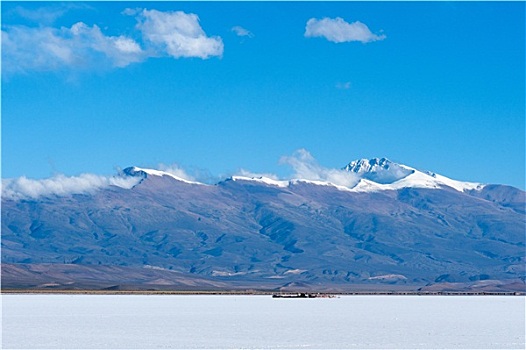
(1, 174, 141, 200)
(156, 164, 199, 182)
(280, 149, 359, 188)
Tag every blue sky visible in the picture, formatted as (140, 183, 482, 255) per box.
(2, 1, 525, 189)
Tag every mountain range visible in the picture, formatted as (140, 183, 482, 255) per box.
(2, 158, 524, 292)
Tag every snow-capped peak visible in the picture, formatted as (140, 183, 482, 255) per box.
(122, 167, 204, 185)
(343, 158, 483, 193)
(345, 157, 392, 173)
(343, 158, 414, 184)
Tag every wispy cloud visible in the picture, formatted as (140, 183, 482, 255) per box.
(10, 3, 91, 25)
(135, 9, 223, 59)
(1, 174, 141, 200)
(231, 26, 254, 38)
(280, 149, 359, 188)
(121, 7, 141, 16)
(305, 17, 386, 43)
(2, 22, 146, 74)
(336, 81, 352, 90)
(2, 7, 223, 76)
(12, 6, 68, 24)
(231, 149, 361, 189)
(157, 164, 198, 182)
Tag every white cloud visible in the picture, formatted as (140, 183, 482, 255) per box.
(305, 17, 386, 43)
(13, 6, 68, 24)
(336, 81, 352, 90)
(136, 9, 223, 59)
(10, 3, 91, 25)
(2, 8, 223, 76)
(232, 149, 360, 189)
(122, 7, 141, 16)
(1, 174, 141, 200)
(1, 22, 146, 74)
(114, 36, 142, 54)
(231, 26, 254, 38)
(70, 22, 145, 67)
(158, 164, 197, 182)
(280, 149, 359, 188)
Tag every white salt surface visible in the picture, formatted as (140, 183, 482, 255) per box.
(2, 295, 525, 349)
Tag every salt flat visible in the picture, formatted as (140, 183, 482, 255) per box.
(2, 295, 525, 349)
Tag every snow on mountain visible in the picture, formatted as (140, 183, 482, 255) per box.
(123, 158, 483, 193)
(1, 159, 484, 201)
(424, 171, 483, 192)
(344, 158, 483, 193)
(289, 179, 354, 192)
(344, 157, 414, 184)
(231, 176, 289, 188)
(231, 176, 354, 191)
(228, 158, 483, 193)
(351, 170, 483, 193)
(122, 166, 205, 185)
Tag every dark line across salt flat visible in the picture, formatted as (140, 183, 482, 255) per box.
(2, 289, 524, 296)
